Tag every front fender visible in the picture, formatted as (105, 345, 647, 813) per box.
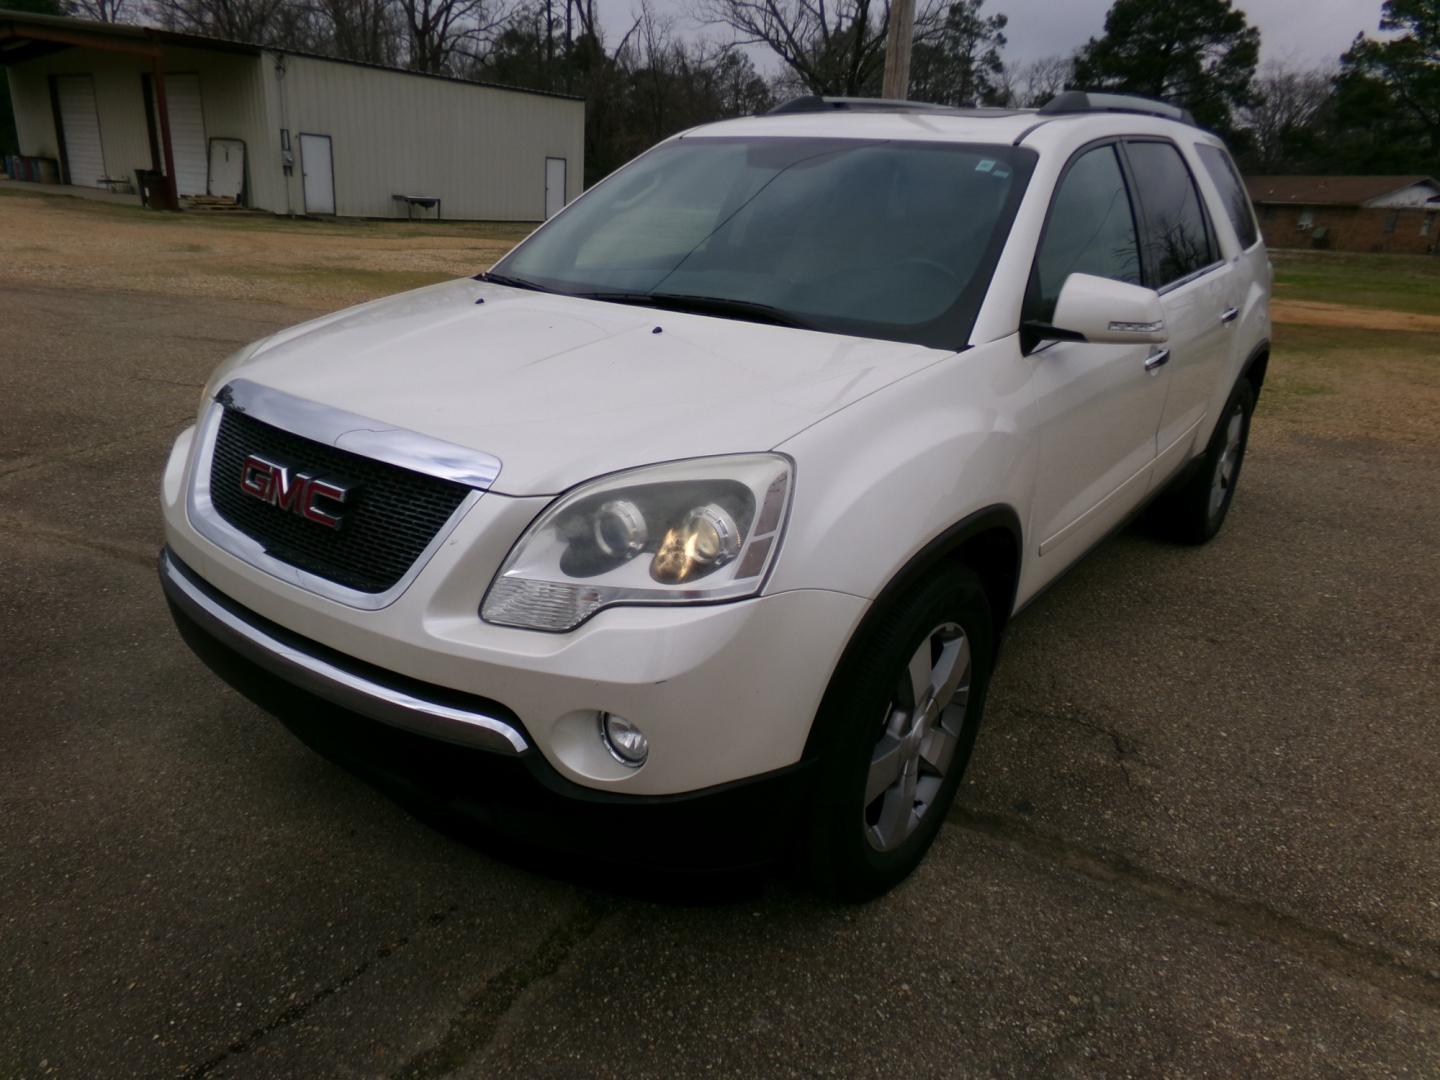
(767, 336, 1037, 604)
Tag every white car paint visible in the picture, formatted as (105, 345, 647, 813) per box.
(161, 103, 1271, 798)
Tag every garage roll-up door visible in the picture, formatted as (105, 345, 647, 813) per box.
(152, 74, 208, 196)
(55, 76, 105, 188)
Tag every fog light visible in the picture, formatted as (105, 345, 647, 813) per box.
(599, 712, 648, 767)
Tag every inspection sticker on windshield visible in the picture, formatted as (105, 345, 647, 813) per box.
(975, 159, 997, 173)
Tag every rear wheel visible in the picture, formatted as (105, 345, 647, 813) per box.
(1150, 379, 1255, 545)
(805, 564, 994, 901)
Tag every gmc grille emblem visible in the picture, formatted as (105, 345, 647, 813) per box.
(239, 454, 348, 529)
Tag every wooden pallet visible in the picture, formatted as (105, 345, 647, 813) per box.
(180, 195, 266, 215)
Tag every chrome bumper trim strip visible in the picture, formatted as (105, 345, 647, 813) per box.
(159, 549, 529, 756)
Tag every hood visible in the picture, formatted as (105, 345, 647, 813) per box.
(234, 278, 946, 495)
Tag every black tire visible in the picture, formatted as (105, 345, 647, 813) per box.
(804, 563, 994, 901)
(1149, 378, 1255, 545)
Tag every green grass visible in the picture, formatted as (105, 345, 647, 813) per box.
(1270, 249, 1440, 317)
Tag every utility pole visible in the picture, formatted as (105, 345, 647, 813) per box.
(881, 0, 915, 100)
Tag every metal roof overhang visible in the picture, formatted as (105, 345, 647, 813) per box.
(0, 11, 261, 65)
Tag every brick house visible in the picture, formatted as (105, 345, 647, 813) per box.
(1245, 175, 1440, 254)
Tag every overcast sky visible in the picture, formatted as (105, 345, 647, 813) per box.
(607, 0, 1388, 73)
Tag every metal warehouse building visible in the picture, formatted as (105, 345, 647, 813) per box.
(1, 10, 584, 220)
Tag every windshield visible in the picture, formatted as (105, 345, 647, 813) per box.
(493, 137, 1036, 350)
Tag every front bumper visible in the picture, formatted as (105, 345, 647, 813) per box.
(162, 548, 816, 869)
(160, 548, 528, 756)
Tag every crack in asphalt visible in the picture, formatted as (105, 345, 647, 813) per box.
(951, 807, 1440, 1011)
(0, 517, 155, 568)
(388, 895, 618, 1080)
(0, 415, 193, 480)
(177, 906, 461, 1079)
(1011, 706, 1147, 788)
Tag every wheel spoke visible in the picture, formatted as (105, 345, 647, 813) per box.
(865, 733, 906, 805)
(919, 723, 958, 776)
(870, 762, 918, 851)
(931, 634, 970, 711)
(903, 642, 932, 712)
(1226, 411, 1243, 452)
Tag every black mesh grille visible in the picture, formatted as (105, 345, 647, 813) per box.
(209, 408, 471, 593)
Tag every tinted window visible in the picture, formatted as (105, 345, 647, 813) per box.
(497, 137, 1035, 350)
(1030, 144, 1141, 323)
(1196, 144, 1259, 249)
(1126, 141, 1216, 287)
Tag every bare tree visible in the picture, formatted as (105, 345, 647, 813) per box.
(309, 0, 403, 65)
(67, 0, 133, 20)
(1007, 53, 1071, 107)
(698, 0, 944, 97)
(144, 0, 320, 45)
(1239, 60, 1335, 172)
(395, 0, 513, 73)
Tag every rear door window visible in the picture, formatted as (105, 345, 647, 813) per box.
(1124, 141, 1217, 288)
(1196, 144, 1260, 250)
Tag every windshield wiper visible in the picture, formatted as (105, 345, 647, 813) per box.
(579, 291, 817, 331)
(475, 270, 553, 293)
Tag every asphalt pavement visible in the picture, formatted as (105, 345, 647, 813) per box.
(3, 282, 1437, 1079)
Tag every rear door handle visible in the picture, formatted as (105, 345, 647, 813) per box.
(1220, 306, 1240, 324)
(1144, 349, 1170, 372)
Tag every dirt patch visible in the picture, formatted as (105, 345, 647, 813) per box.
(1271, 299, 1440, 333)
(0, 187, 531, 309)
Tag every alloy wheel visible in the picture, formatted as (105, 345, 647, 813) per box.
(863, 622, 972, 853)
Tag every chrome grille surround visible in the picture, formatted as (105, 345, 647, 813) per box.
(187, 379, 502, 610)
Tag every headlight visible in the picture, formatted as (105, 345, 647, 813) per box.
(482, 454, 793, 632)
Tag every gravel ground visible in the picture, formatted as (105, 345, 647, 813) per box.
(2, 194, 1438, 1079)
(0, 184, 526, 307)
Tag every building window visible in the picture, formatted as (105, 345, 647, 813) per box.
(1422, 214, 1434, 237)
(1298, 208, 1315, 230)
(1385, 211, 1400, 234)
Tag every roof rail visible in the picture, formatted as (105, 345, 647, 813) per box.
(1039, 90, 1195, 126)
(767, 95, 977, 117)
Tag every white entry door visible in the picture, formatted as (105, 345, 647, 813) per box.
(300, 134, 335, 215)
(54, 76, 105, 187)
(151, 74, 207, 195)
(545, 156, 567, 219)
(208, 138, 245, 200)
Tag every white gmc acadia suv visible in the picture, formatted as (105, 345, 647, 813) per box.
(160, 91, 1271, 898)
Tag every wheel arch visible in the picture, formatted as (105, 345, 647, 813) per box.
(801, 504, 1022, 760)
(1240, 338, 1270, 399)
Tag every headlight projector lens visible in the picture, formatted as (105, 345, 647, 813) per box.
(652, 504, 741, 583)
(600, 712, 649, 766)
(593, 499, 648, 559)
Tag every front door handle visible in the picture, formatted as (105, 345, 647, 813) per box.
(1144, 349, 1170, 373)
(1220, 306, 1240, 323)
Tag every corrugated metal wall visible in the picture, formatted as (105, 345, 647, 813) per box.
(7, 47, 271, 199)
(7, 45, 583, 221)
(272, 54, 584, 220)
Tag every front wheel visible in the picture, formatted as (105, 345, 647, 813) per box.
(804, 564, 994, 901)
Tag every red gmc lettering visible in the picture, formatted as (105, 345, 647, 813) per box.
(239, 455, 346, 529)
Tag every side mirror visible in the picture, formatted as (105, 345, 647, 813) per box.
(1027, 273, 1168, 345)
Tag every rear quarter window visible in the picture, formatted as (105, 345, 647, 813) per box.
(1196, 144, 1260, 251)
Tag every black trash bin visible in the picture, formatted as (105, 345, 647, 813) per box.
(135, 169, 178, 211)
